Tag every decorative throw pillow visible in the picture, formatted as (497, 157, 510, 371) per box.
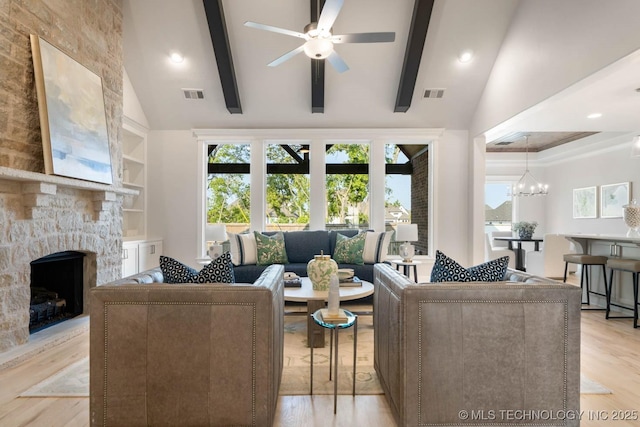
(254, 231, 289, 266)
(333, 232, 366, 265)
(467, 256, 510, 282)
(362, 230, 393, 264)
(430, 250, 509, 283)
(193, 252, 235, 283)
(160, 255, 199, 283)
(429, 250, 473, 283)
(160, 253, 235, 284)
(228, 232, 257, 266)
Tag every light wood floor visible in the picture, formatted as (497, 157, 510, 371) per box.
(1, 281, 640, 426)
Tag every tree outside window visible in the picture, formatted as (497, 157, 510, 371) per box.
(207, 144, 250, 231)
(325, 143, 369, 229)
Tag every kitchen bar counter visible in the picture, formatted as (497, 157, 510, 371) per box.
(563, 233, 640, 315)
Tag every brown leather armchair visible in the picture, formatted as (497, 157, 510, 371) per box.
(90, 264, 284, 426)
(374, 263, 581, 427)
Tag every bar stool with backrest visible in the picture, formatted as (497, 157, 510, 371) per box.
(605, 258, 640, 328)
(563, 254, 608, 309)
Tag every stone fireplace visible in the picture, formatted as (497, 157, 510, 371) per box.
(0, 170, 128, 352)
(0, 0, 124, 352)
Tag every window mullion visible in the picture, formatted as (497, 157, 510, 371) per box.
(251, 139, 266, 232)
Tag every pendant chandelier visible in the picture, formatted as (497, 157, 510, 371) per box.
(511, 136, 548, 197)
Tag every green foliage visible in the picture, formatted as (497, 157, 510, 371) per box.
(325, 144, 370, 225)
(206, 143, 411, 226)
(206, 145, 250, 224)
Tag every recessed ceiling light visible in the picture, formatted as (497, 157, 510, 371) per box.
(170, 52, 184, 63)
(458, 50, 474, 63)
(587, 113, 602, 119)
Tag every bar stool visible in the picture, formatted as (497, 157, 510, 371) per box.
(605, 258, 640, 328)
(563, 254, 608, 309)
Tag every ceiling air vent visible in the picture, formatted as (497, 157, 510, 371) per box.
(182, 88, 205, 100)
(423, 88, 445, 99)
(495, 141, 515, 146)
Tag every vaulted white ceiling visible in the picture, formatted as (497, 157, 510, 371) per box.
(122, 0, 519, 130)
(123, 0, 640, 154)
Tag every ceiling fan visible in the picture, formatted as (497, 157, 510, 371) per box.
(245, 0, 395, 73)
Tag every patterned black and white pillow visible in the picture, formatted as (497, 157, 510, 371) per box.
(160, 255, 199, 283)
(193, 252, 235, 283)
(467, 256, 510, 282)
(430, 250, 473, 282)
(430, 250, 509, 283)
(160, 253, 235, 284)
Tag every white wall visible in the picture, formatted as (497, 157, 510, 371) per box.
(123, 69, 149, 128)
(433, 130, 471, 265)
(487, 133, 640, 237)
(147, 130, 199, 267)
(471, 0, 640, 136)
(146, 129, 474, 268)
(544, 134, 639, 235)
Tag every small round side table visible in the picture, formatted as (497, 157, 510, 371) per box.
(310, 308, 358, 414)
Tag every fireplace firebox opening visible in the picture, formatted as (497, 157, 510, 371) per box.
(29, 251, 86, 333)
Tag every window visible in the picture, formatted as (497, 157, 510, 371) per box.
(485, 182, 512, 233)
(206, 144, 251, 233)
(266, 143, 310, 231)
(385, 144, 413, 254)
(195, 129, 437, 259)
(325, 143, 369, 230)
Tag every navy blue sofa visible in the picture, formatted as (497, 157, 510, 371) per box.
(232, 229, 376, 283)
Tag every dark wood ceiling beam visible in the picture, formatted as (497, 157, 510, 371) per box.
(203, 0, 242, 114)
(394, 0, 435, 113)
(282, 145, 305, 163)
(311, 0, 326, 113)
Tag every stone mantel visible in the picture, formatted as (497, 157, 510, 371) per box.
(0, 166, 137, 197)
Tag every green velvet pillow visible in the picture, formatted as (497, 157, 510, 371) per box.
(254, 231, 289, 266)
(333, 232, 366, 265)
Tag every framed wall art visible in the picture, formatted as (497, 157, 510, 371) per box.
(30, 35, 113, 184)
(573, 186, 597, 219)
(600, 182, 630, 218)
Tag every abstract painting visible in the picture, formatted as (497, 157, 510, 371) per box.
(573, 186, 597, 219)
(30, 35, 113, 184)
(600, 182, 630, 218)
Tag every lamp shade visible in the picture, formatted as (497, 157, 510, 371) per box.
(632, 135, 640, 158)
(206, 223, 227, 242)
(395, 224, 418, 242)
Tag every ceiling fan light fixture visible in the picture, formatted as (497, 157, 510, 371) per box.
(303, 38, 334, 59)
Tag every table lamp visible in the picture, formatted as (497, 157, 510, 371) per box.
(396, 224, 418, 262)
(206, 223, 227, 259)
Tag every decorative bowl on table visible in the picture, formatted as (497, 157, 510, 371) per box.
(337, 268, 354, 281)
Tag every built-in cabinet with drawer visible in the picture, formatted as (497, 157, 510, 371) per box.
(122, 239, 163, 277)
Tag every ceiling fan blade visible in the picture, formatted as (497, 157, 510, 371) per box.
(244, 21, 307, 39)
(268, 45, 306, 67)
(326, 50, 349, 73)
(331, 32, 396, 44)
(317, 0, 344, 33)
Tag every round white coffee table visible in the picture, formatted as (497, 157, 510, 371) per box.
(284, 277, 373, 348)
(284, 277, 374, 302)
